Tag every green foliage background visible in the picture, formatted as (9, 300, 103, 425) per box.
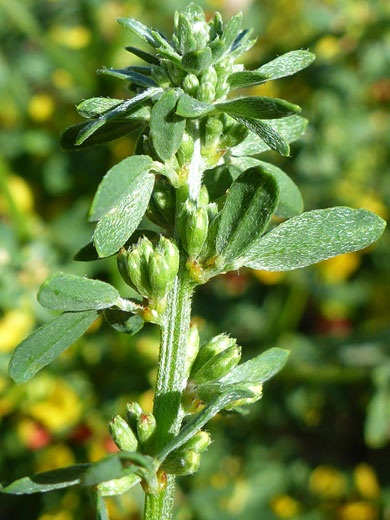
(0, 0, 389, 519)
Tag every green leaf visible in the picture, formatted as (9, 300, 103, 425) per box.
(182, 48, 213, 74)
(94, 173, 155, 258)
(60, 120, 142, 151)
(228, 50, 315, 89)
(117, 17, 158, 47)
(103, 310, 144, 336)
(97, 495, 110, 520)
(38, 274, 120, 311)
(97, 67, 158, 88)
(216, 166, 279, 266)
(176, 93, 214, 118)
(77, 98, 122, 119)
(231, 115, 307, 156)
(245, 207, 386, 271)
(222, 348, 289, 385)
(89, 155, 154, 221)
(216, 96, 301, 120)
(9, 311, 98, 383)
(231, 116, 290, 156)
(150, 90, 185, 161)
(222, 11, 243, 49)
(364, 389, 390, 449)
(82, 458, 123, 487)
(231, 157, 303, 218)
(157, 388, 253, 464)
(125, 46, 159, 65)
(203, 164, 241, 200)
(0, 464, 90, 495)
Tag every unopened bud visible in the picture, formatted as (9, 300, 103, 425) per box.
(108, 415, 138, 452)
(197, 83, 215, 103)
(215, 80, 230, 99)
(157, 236, 180, 274)
(198, 186, 209, 207)
(162, 449, 201, 476)
(117, 248, 133, 288)
(181, 203, 209, 259)
(126, 402, 143, 430)
(177, 132, 194, 166)
(178, 14, 197, 54)
(184, 431, 211, 453)
(221, 123, 249, 147)
(183, 74, 199, 96)
(224, 383, 263, 411)
(137, 411, 157, 449)
(202, 67, 218, 89)
(213, 12, 224, 36)
(191, 344, 241, 384)
(126, 237, 154, 297)
(148, 180, 175, 228)
(205, 117, 223, 146)
(191, 333, 236, 374)
(97, 474, 140, 497)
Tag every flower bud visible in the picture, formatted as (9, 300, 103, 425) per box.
(221, 123, 249, 147)
(215, 80, 230, 100)
(117, 248, 133, 288)
(137, 411, 157, 450)
(224, 383, 263, 411)
(182, 73, 200, 96)
(184, 324, 200, 376)
(191, 333, 237, 374)
(157, 236, 180, 275)
(108, 414, 138, 452)
(149, 252, 171, 300)
(197, 83, 215, 103)
(205, 117, 223, 147)
(126, 401, 143, 430)
(191, 344, 241, 384)
(198, 185, 209, 207)
(202, 67, 218, 89)
(184, 430, 211, 453)
(180, 203, 209, 259)
(148, 180, 175, 228)
(162, 449, 201, 476)
(177, 132, 194, 166)
(126, 237, 154, 297)
(98, 474, 140, 497)
(213, 12, 224, 36)
(177, 14, 197, 54)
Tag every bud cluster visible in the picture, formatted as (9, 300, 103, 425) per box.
(161, 430, 211, 475)
(118, 235, 179, 316)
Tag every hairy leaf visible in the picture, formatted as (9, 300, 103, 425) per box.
(125, 46, 160, 65)
(231, 115, 308, 156)
(117, 17, 158, 47)
(216, 96, 301, 120)
(97, 67, 158, 88)
(223, 348, 290, 385)
(9, 311, 98, 384)
(77, 98, 122, 119)
(216, 166, 279, 266)
(231, 157, 303, 218)
(245, 207, 386, 271)
(176, 93, 214, 118)
(89, 155, 153, 221)
(150, 90, 185, 161)
(38, 274, 120, 311)
(222, 11, 243, 49)
(103, 310, 144, 336)
(231, 116, 290, 156)
(182, 48, 213, 74)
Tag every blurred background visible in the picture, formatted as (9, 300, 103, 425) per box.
(0, 0, 389, 519)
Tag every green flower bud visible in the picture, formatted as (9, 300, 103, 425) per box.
(215, 80, 230, 100)
(202, 67, 217, 88)
(97, 474, 140, 497)
(177, 132, 194, 166)
(191, 333, 237, 374)
(213, 12, 224, 36)
(148, 180, 175, 228)
(126, 237, 154, 297)
(151, 66, 171, 88)
(181, 203, 209, 259)
(197, 83, 215, 103)
(117, 248, 133, 288)
(205, 117, 223, 147)
(198, 185, 209, 207)
(149, 252, 171, 300)
(224, 383, 263, 411)
(162, 449, 201, 476)
(221, 123, 249, 147)
(108, 414, 138, 452)
(191, 344, 241, 384)
(137, 411, 157, 450)
(182, 73, 199, 96)
(178, 14, 197, 54)
(184, 324, 200, 376)
(126, 401, 143, 430)
(158, 236, 180, 275)
(183, 430, 211, 453)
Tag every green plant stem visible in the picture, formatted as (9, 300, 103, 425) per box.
(143, 260, 194, 520)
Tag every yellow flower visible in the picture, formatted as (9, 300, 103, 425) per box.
(39, 512, 73, 520)
(253, 270, 285, 285)
(0, 174, 34, 215)
(270, 494, 301, 518)
(27, 379, 82, 432)
(317, 252, 361, 283)
(354, 464, 380, 500)
(51, 69, 73, 89)
(339, 501, 378, 520)
(50, 25, 91, 49)
(28, 94, 54, 122)
(0, 309, 34, 352)
(315, 35, 340, 60)
(219, 479, 250, 513)
(35, 444, 75, 473)
(309, 465, 347, 499)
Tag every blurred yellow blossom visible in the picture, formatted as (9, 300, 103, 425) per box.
(139, 389, 154, 413)
(35, 443, 75, 472)
(28, 94, 54, 122)
(0, 309, 34, 352)
(354, 464, 380, 500)
(309, 465, 347, 499)
(356, 194, 388, 220)
(27, 379, 82, 432)
(270, 494, 301, 518)
(50, 25, 91, 49)
(315, 35, 340, 60)
(0, 174, 34, 214)
(51, 69, 73, 89)
(339, 501, 379, 520)
(254, 270, 285, 285)
(317, 252, 361, 283)
(39, 511, 73, 520)
(220, 478, 250, 513)
(211, 472, 228, 489)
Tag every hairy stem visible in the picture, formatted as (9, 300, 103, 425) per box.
(143, 261, 194, 520)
